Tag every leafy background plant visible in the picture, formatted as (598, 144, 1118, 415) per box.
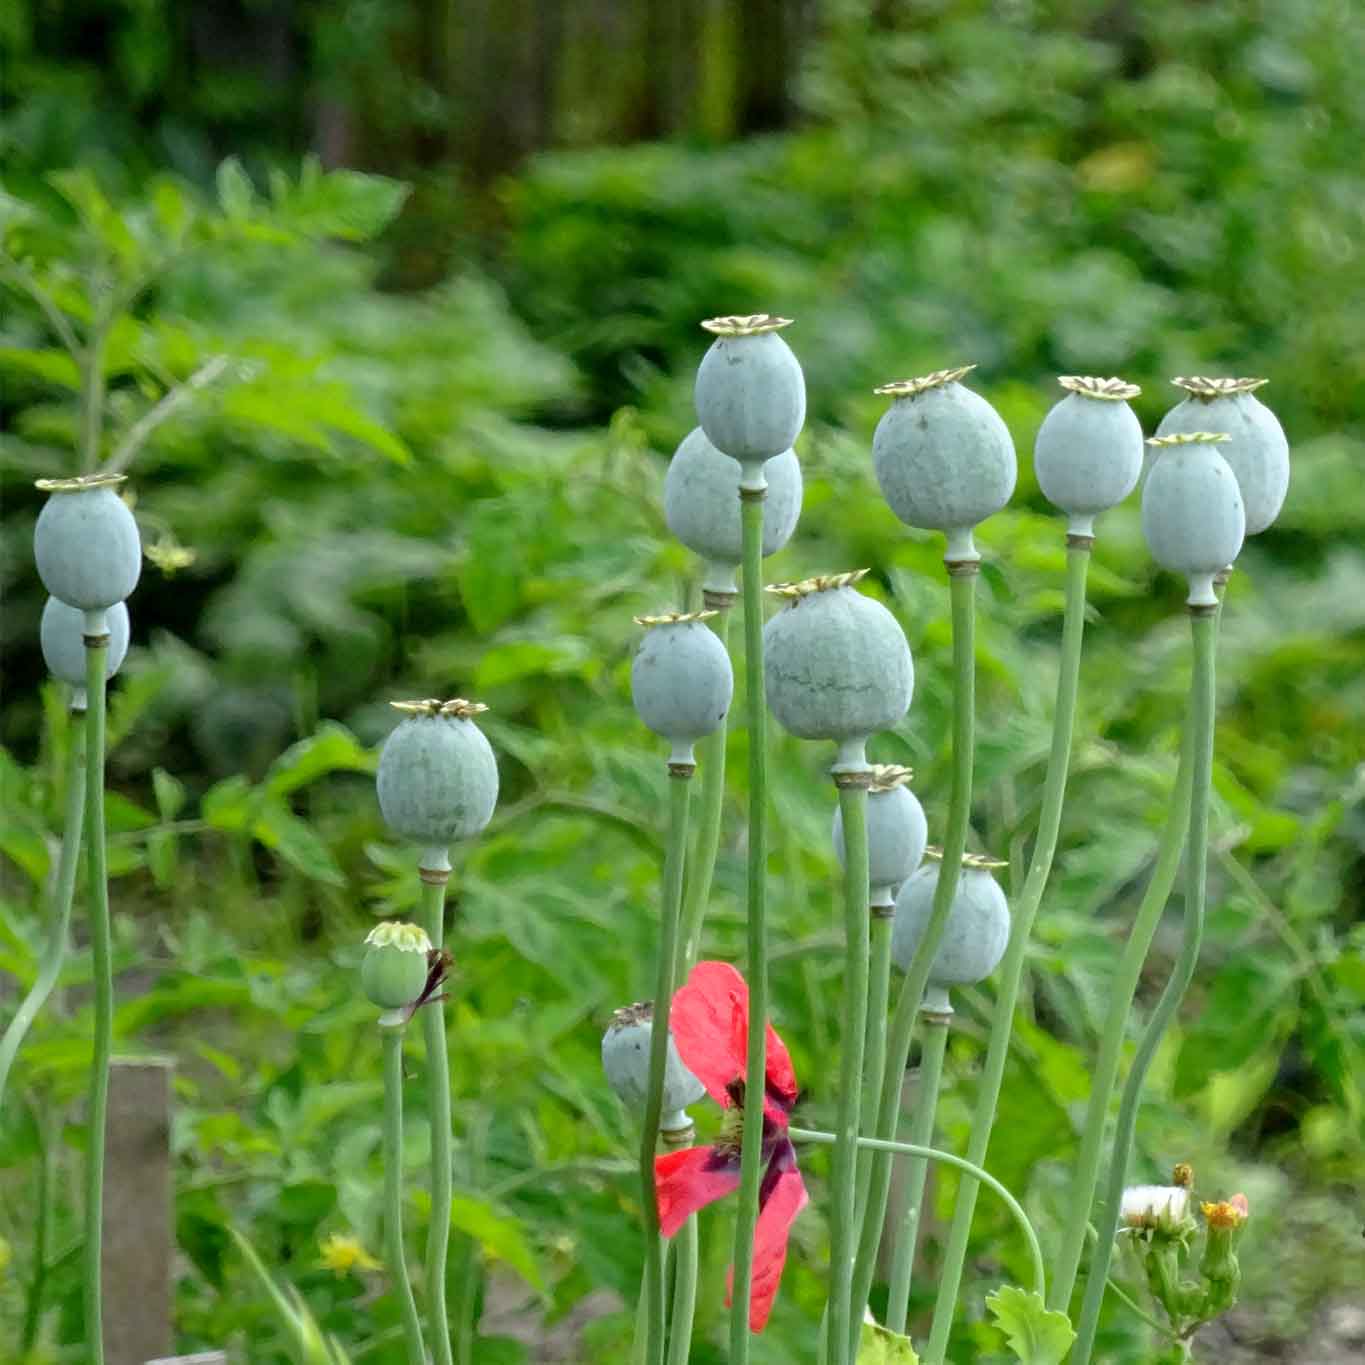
(2, 1, 1363, 1361)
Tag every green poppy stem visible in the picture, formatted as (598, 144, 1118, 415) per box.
(1048, 724, 1196, 1312)
(382, 1022, 426, 1363)
(854, 904, 894, 1252)
(924, 539, 1090, 1362)
(1071, 603, 1218, 1365)
(665, 1142, 701, 1365)
(789, 1127, 1045, 1303)
(419, 867, 455, 1365)
(730, 486, 769, 1364)
(639, 767, 692, 1365)
(679, 605, 733, 973)
(885, 1011, 950, 1334)
(847, 564, 977, 1346)
(0, 706, 86, 1111)
(825, 778, 871, 1365)
(82, 630, 111, 1365)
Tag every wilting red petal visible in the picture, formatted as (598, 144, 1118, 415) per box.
(725, 1142, 808, 1332)
(672, 960, 799, 1120)
(655, 1145, 742, 1238)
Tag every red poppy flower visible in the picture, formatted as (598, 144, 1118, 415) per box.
(654, 960, 808, 1332)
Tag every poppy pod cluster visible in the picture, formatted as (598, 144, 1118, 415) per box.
(654, 961, 808, 1332)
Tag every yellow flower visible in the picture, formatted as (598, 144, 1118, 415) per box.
(0, 1235, 11, 1279)
(318, 1233, 381, 1276)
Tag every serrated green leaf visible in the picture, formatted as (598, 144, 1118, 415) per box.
(857, 1319, 921, 1364)
(263, 723, 375, 799)
(253, 800, 346, 886)
(449, 1193, 545, 1294)
(986, 1285, 1076, 1364)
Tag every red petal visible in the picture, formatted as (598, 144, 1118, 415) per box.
(655, 1145, 741, 1238)
(672, 961, 799, 1118)
(725, 1145, 808, 1332)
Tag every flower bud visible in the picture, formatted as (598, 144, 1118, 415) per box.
(1198, 1193, 1249, 1318)
(41, 597, 130, 707)
(1033, 376, 1144, 536)
(601, 1002, 706, 1132)
(33, 474, 142, 628)
(872, 366, 1017, 562)
(832, 765, 927, 900)
(631, 612, 734, 767)
(664, 427, 802, 595)
(694, 316, 806, 482)
(361, 922, 433, 1009)
(763, 570, 913, 773)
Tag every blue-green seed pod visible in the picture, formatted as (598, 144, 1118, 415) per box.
(1155, 377, 1289, 535)
(891, 850, 1011, 1014)
(41, 596, 130, 707)
(763, 570, 913, 773)
(694, 315, 806, 483)
(1142, 433, 1246, 607)
(832, 764, 928, 900)
(664, 427, 803, 596)
(361, 921, 432, 1009)
(1033, 376, 1145, 536)
(631, 611, 734, 767)
(33, 474, 142, 627)
(872, 366, 1017, 562)
(601, 1002, 706, 1133)
(376, 699, 499, 867)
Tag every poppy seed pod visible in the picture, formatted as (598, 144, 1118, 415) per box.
(694, 315, 806, 484)
(832, 764, 928, 899)
(1155, 377, 1289, 535)
(376, 699, 499, 867)
(361, 921, 432, 1010)
(1142, 433, 1246, 607)
(763, 570, 913, 773)
(631, 611, 734, 767)
(601, 1002, 706, 1133)
(664, 427, 803, 595)
(33, 474, 142, 629)
(891, 850, 1010, 1015)
(1033, 376, 1145, 536)
(872, 366, 1017, 562)
(41, 597, 130, 707)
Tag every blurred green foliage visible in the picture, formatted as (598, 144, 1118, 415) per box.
(2, 1, 1364, 1361)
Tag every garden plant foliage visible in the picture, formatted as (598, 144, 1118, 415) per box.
(1, 2, 1364, 1361)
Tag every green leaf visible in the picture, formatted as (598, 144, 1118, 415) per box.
(857, 1320, 921, 1364)
(263, 723, 376, 799)
(152, 767, 187, 821)
(253, 801, 346, 886)
(216, 157, 256, 223)
(986, 1285, 1076, 1364)
(0, 345, 82, 390)
(448, 1193, 545, 1294)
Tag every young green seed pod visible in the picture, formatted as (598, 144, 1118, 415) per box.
(1033, 376, 1145, 536)
(1141, 433, 1246, 607)
(376, 699, 499, 868)
(361, 921, 433, 1010)
(872, 366, 1017, 562)
(41, 596, 130, 708)
(33, 474, 142, 629)
(891, 850, 1010, 1014)
(832, 764, 928, 901)
(664, 427, 803, 595)
(601, 1001, 706, 1133)
(763, 570, 913, 773)
(631, 611, 734, 767)
(693, 315, 806, 485)
(1155, 377, 1288, 535)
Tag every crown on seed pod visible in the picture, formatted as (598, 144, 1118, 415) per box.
(833, 764, 927, 898)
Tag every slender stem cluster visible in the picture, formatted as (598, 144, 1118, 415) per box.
(729, 488, 770, 1364)
(924, 541, 1091, 1359)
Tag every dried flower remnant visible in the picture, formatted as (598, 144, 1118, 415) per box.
(1120, 1184, 1191, 1231)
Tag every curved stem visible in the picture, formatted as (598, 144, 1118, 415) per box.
(0, 708, 87, 1109)
(638, 770, 692, 1365)
(730, 489, 769, 1364)
(666, 1206, 700, 1365)
(382, 1025, 426, 1363)
(790, 1127, 1044, 1302)
(680, 608, 733, 974)
(924, 542, 1090, 1362)
(825, 781, 871, 1365)
(885, 1014, 949, 1334)
(1071, 606, 1217, 1364)
(847, 567, 976, 1342)
(1048, 726, 1196, 1311)
(419, 870, 455, 1365)
(82, 634, 111, 1365)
